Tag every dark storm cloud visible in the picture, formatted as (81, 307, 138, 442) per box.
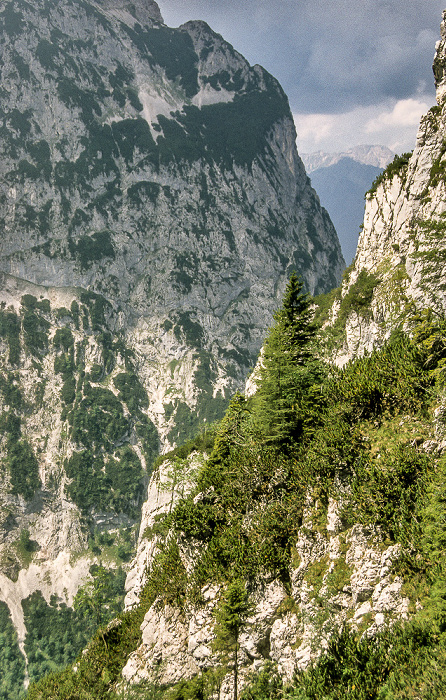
(159, 0, 445, 114)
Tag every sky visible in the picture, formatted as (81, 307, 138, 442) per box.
(159, 0, 445, 155)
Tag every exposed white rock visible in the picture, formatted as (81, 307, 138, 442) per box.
(125, 453, 203, 609)
(325, 17, 446, 363)
(123, 455, 412, 694)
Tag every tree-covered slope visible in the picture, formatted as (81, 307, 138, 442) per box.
(25, 277, 446, 700)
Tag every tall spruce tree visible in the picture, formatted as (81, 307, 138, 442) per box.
(256, 272, 323, 448)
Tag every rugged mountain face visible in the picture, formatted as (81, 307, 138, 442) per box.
(0, 0, 344, 693)
(101, 12, 446, 699)
(0, 274, 157, 691)
(316, 11, 446, 363)
(0, 0, 343, 446)
(122, 454, 412, 693)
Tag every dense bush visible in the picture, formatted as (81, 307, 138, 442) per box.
(113, 372, 149, 413)
(65, 444, 143, 516)
(0, 309, 21, 364)
(69, 386, 129, 448)
(328, 330, 431, 420)
(22, 309, 50, 356)
(8, 439, 41, 500)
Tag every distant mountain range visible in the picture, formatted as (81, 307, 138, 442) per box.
(301, 145, 395, 173)
(300, 146, 394, 264)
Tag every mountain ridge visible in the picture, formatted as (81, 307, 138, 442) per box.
(301, 145, 394, 173)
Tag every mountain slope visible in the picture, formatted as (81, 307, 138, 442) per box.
(0, 0, 344, 694)
(0, 0, 344, 446)
(30, 9, 446, 700)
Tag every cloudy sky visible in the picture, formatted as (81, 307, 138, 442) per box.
(159, 0, 445, 155)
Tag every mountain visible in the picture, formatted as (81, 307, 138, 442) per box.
(0, 0, 344, 694)
(0, 0, 343, 445)
(301, 145, 395, 173)
(308, 157, 383, 264)
(25, 10, 446, 700)
(300, 146, 394, 264)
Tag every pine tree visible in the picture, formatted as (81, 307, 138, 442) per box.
(256, 272, 324, 448)
(212, 579, 254, 700)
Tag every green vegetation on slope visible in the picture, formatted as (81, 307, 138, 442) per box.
(366, 151, 412, 196)
(0, 601, 26, 699)
(24, 274, 446, 700)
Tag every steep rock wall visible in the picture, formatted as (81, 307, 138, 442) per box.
(0, 0, 343, 442)
(322, 10, 446, 363)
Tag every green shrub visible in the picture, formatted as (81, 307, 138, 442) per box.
(68, 231, 115, 269)
(53, 327, 74, 351)
(113, 372, 149, 412)
(61, 376, 76, 405)
(23, 591, 90, 685)
(0, 372, 23, 409)
(54, 353, 75, 379)
(22, 309, 50, 356)
(8, 440, 41, 500)
(0, 310, 21, 364)
(70, 386, 129, 448)
(328, 331, 430, 420)
(129, 25, 199, 98)
(347, 445, 431, 544)
(79, 292, 111, 332)
(367, 152, 412, 196)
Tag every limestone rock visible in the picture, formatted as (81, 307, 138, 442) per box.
(321, 12, 446, 363)
(123, 460, 411, 694)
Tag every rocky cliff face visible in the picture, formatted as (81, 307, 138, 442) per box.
(318, 10, 446, 363)
(114, 11, 446, 699)
(122, 455, 413, 694)
(0, 0, 343, 446)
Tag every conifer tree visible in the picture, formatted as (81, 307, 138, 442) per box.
(212, 579, 254, 700)
(256, 272, 324, 447)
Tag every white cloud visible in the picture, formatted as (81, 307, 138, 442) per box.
(294, 97, 434, 155)
(292, 114, 336, 146)
(366, 99, 430, 131)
